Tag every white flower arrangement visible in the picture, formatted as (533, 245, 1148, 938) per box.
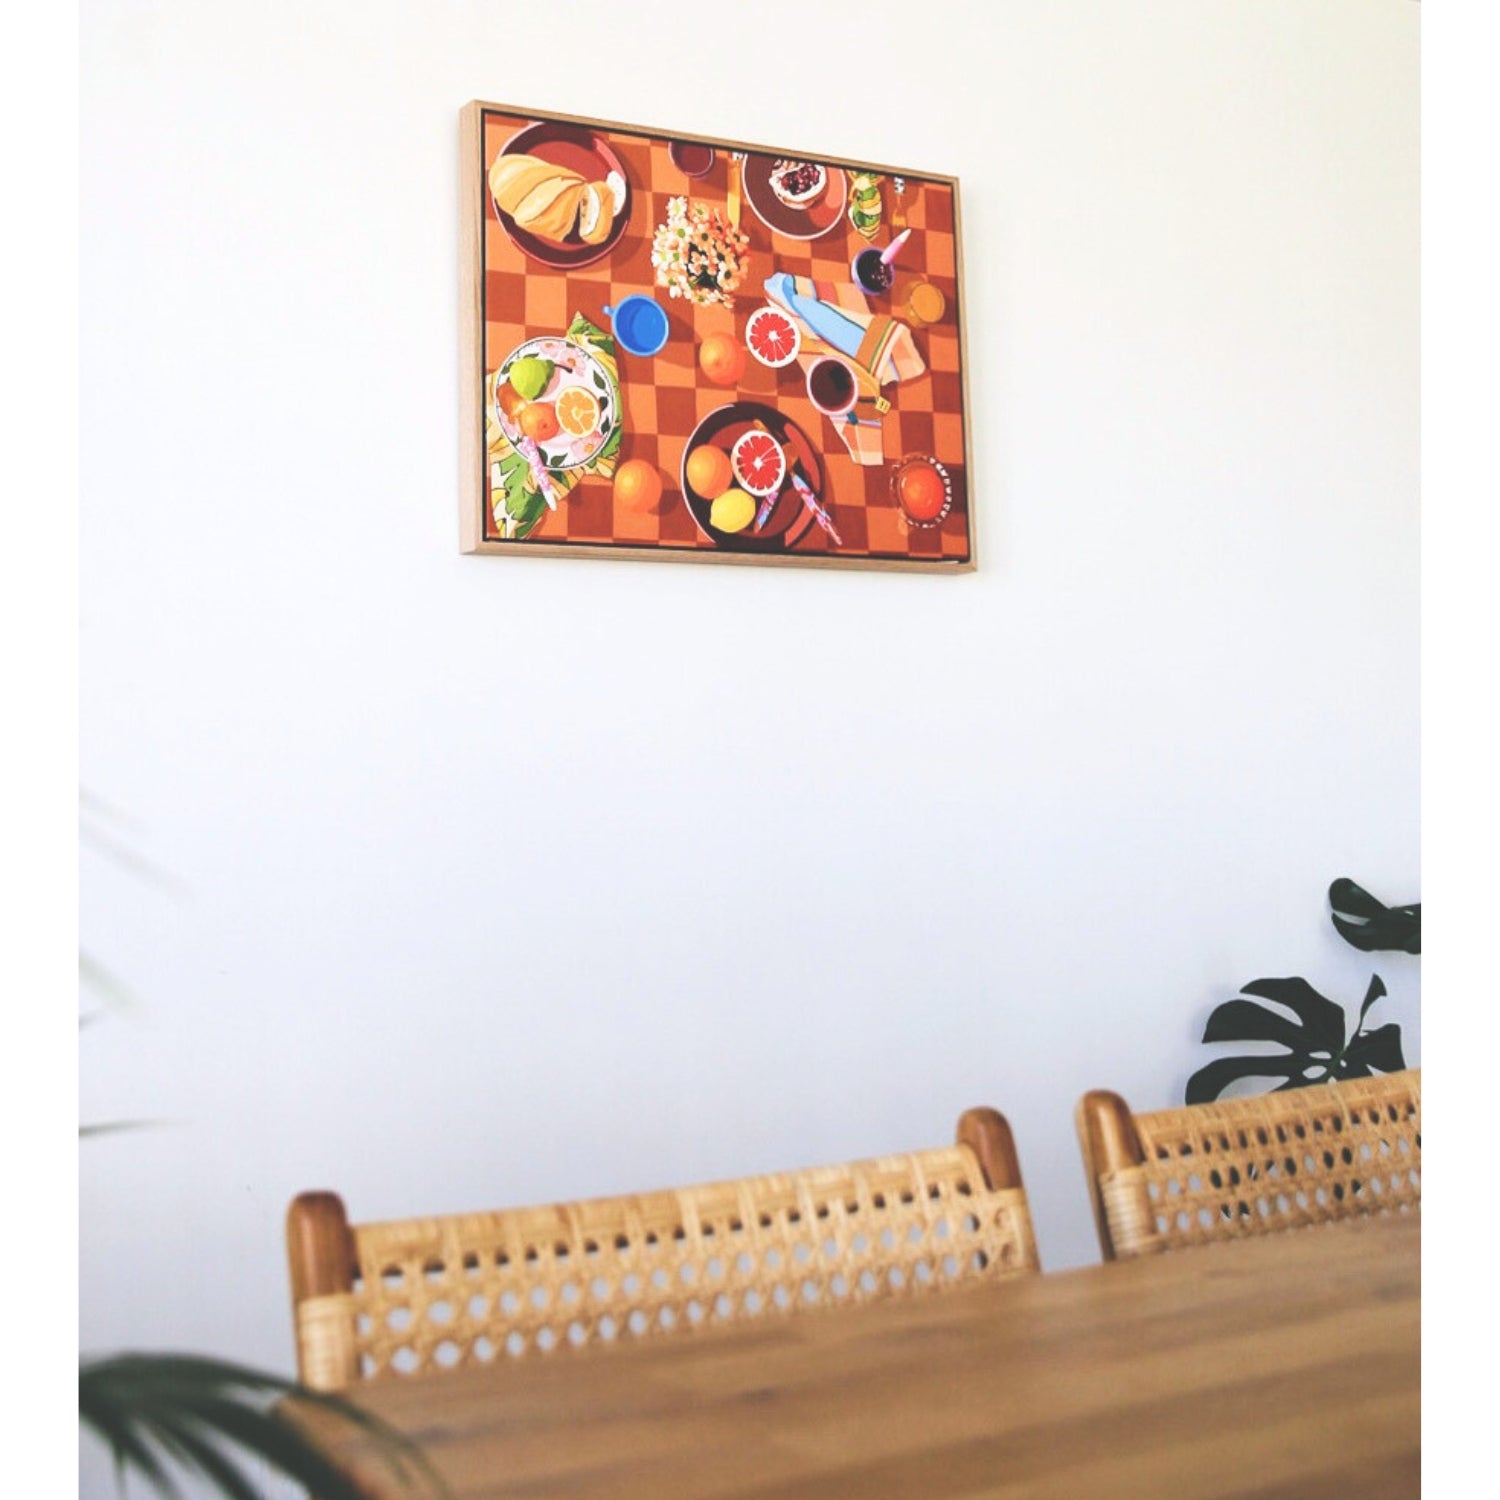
(650, 196, 751, 307)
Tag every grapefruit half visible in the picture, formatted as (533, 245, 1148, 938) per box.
(745, 306, 801, 369)
(731, 430, 786, 497)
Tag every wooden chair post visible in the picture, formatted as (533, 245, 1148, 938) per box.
(956, 1107, 1024, 1191)
(957, 1106, 1040, 1272)
(1075, 1091, 1149, 1261)
(286, 1191, 359, 1391)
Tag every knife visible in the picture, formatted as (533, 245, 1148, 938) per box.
(890, 176, 908, 232)
(789, 468, 843, 547)
(753, 490, 778, 533)
(728, 151, 745, 230)
(748, 419, 782, 532)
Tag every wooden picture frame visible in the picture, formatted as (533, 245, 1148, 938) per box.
(460, 101, 977, 571)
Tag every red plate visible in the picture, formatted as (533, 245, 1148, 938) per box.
(490, 120, 633, 269)
(680, 403, 824, 552)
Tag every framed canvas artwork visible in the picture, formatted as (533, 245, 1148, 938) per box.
(460, 101, 975, 571)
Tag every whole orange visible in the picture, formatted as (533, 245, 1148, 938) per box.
(698, 333, 748, 387)
(614, 458, 664, 513)
(685, 444, 734, 499)
(518, 402, 560, 443)
(899, 462, 947, 522)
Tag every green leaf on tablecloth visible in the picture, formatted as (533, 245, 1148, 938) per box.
(507, 488, 547, 538)
(497, 451, 529, 486)
(595, 422, 623, 465)
(566, 312, 615, 357)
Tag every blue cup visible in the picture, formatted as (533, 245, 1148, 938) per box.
(603, 294, 670, 357)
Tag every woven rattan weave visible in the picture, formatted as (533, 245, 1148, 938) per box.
(288, 1111, 1037, 1391)
(1076, 1069, 1420, 1261)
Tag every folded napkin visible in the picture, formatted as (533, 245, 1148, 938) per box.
(762, 272, 926, 388)
(824, 408, 889, 467)
(486, 313, 623, 540)
(763, 273, 926, 466)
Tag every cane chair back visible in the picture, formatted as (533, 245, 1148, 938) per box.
(288, 1108, 1038, 1392)
(1076, 1069, 1420, 1261)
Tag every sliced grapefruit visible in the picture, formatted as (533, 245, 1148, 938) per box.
(731, 429, 786, 497)
(745, 306, 801, 368)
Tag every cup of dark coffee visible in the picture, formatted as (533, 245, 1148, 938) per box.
(851, 246, 895, 296)
(806, 357, 859, 418)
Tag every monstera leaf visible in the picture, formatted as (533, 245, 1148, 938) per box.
(1329, 878, 1420, 954)
(1185, 974, 1407, 1105)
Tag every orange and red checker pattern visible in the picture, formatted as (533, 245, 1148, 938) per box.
(480, 109, 971, 562)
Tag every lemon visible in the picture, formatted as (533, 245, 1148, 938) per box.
(710, 487, 757, 534)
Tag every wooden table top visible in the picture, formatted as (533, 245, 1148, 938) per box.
(299, 1213, 1419, 1500)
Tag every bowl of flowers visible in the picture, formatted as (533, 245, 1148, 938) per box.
(650, 196, 751, 307)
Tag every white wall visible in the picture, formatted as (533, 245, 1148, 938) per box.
(80, 0, 1418, 1486)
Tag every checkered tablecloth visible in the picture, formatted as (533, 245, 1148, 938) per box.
(479, 108, 971, 563)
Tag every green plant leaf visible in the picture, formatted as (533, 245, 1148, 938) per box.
(146, 1417, 264, 1500)
(1185, 1054, 1313, 1106)
(1343, 1022, 1407, 1075)
(80, 953, 143, 1013)
(1186, 974, 1405, 1104)
(1355, 974, 1388, 1029)
(1201, 998, 1318, 1052)
(1329, 878, 1420, 954)
(1238, 977, 1347, 1054)
(79, 1354, 448, 1500)
(79, 1372, 181, 1496)
(161, 1395, 397, 1500)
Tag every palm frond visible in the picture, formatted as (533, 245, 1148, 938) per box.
(79, 1353, 448, 1500)
(78, 821, 182, 892)
(80, 787, 134, 827)
(79, 1121, 160, 1140)
(80, 953, 144, 1014)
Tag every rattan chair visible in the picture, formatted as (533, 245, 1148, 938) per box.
(1076, 1068, 1420, 1261)
(288, 1108, 1039, 1391)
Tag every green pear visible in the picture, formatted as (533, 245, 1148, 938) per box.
(509, 356, 555, 402)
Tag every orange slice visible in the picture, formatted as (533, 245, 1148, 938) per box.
(556, 386, 601, 437)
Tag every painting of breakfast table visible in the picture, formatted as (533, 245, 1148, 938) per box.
(460, 101, 975, 570)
